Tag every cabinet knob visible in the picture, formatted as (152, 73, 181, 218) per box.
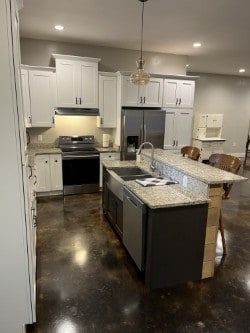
(45, 161, 48, 163)
(55, 159, 58, 162)
(144, 96, 146, 104)
(179, 98, 181, 105)
(79, 97, 82, 104)
(176, 98, 178, 106)
(76, 97, 78, 104)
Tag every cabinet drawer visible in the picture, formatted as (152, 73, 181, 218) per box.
(205, 226, 218, 244)
(100, 152, 120, 160)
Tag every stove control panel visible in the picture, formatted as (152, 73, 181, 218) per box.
(59, 135, 95, 145)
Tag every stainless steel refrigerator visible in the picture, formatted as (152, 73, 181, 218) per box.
(120, 108, 166, 160)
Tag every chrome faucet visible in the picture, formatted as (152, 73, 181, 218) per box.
(137, 141, 156, 172)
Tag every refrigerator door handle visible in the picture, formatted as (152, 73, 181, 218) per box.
(144, 124, 147, 141)
(140, 125, 143, 145)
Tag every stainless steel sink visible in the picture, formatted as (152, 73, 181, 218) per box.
(111, 167, 151, 177)
(119, 174, 153, 181)
(107, 167, 152, 201)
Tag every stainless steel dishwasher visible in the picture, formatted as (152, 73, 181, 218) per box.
(123, 187, 147, 272)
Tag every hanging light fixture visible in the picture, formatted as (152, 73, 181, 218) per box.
(130, 0, 150, 85)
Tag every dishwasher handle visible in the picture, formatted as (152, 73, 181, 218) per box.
(125, 195, 139, 208)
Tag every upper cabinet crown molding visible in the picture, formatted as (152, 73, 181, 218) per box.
(21, 64, 55, 72)
(52, 54, 101, 64)
(116, 71, 199, 81)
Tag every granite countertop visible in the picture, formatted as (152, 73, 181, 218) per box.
(26, 145, 62, 167)
(102, 160, 209, 208)
(142, 149, 248, 184)
(125, 182, 208, 209)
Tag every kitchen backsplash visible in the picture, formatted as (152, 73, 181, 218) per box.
(27, 115, 114, 147)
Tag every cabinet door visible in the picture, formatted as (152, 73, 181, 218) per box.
(164, 109, 176, 149)
(162, 79, 179, 107)
(98, 75, 117, 128)
(175, 109, 193, 148)
(49, 154, 63, 191)
(78, 61, 98, 108)
(35, 155, 51, 192)
(178, 80, 195, 108)
(29, 70, 55, 127)
(206, 114, 223, 128)
(20, 69, 32, 127)
(121, 76, 140, 106)
(142, 78, 163, 107)
(56, 59, 78, 107)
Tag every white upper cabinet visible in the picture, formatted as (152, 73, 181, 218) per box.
(53, 54, 100, 109)
(163, 79, 195, 108)
(122, 76, 163, 107)
(97, 73, 117, 128)
(21, 66, 56, 127)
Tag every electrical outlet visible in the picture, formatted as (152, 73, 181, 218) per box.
(182, 175, 188, 187)
(38, 135, 43, 142)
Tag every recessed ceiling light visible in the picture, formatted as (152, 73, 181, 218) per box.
(193, 42, 201, 48)
(239, 69, 245, 73)
(55, 25, 64, 31)
(186, 64, 189, 67)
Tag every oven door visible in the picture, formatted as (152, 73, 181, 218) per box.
(62, 153, 100, 195)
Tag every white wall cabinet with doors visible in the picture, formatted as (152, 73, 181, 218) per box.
(53, 54, 100, 109)
(35, 153, 63, 196)
(20, 66, 56, 127)
(97, 72, 117, 128)
(164, 108, 193, 150)
(163, 79, 195, 109)
(193, 113, 224, 139)
(99, 152, 120, 187)
(121, 75, 163, 107)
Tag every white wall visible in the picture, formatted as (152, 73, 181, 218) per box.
(192, 73, 250, 155)
(20, 37, 187, 75)
(0, 0, 32, 332)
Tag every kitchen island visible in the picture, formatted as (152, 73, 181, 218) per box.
(102, 149, 247, 288)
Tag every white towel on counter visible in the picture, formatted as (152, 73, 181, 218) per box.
(135, 177, 178, 187)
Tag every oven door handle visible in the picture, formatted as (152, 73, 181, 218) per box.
(63, 154, 100, 160)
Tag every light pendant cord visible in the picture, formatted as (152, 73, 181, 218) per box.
(140, 1, 145, 60)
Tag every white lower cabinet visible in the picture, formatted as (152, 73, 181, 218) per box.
(35, 154, 63, 194)
(100, 152, 120, 187)
(164, 108, 193, 150)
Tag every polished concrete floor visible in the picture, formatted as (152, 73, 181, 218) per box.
(27, 166, 250, 333)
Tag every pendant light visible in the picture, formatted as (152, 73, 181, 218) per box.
(130, 0, 150, 85)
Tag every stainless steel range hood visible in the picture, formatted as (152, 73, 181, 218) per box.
(55, 108, 99, 116)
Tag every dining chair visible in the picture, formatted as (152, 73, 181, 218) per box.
(208, 153, 242, 255)
(243, 135, 250, 166)
(181, 146, 201, 161)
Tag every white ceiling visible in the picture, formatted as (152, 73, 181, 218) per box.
(19, 0, 250, 76)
